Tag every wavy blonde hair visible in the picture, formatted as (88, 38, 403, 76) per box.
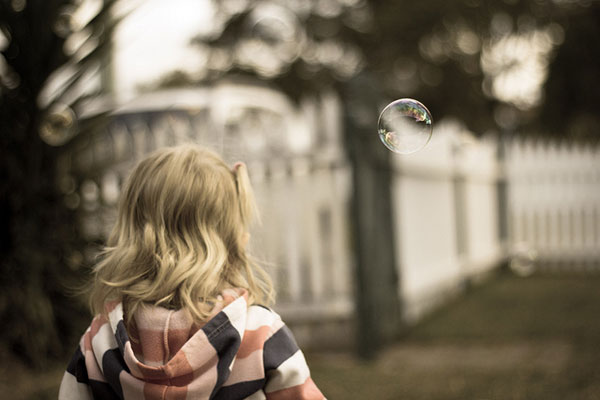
(89, 145, 274, 326)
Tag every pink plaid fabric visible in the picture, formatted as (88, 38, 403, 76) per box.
(59, 289, 325, 400)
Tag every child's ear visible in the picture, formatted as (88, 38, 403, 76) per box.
(242, 232, 250, 247)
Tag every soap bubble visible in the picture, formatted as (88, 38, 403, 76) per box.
(509, 243, 537, 277)
(39, 103, 77, 146)
(378, 98, 433, 154)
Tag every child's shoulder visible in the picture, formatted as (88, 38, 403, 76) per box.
(247, 304, 285, 329)
(249, 303, 274, 313)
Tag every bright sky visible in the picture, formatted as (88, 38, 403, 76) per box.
(112, 0, 215, 101)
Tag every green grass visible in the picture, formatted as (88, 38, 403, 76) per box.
(307, 270, 600, 400)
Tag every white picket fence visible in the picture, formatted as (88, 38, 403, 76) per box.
(66, 85, 600, 349)
(390, 120, 504, 323)
(505, 140, 600, 269)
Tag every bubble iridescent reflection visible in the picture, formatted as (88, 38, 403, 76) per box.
(378, 98, 433, 154)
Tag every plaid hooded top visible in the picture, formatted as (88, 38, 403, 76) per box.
(59, 289, 325, 400)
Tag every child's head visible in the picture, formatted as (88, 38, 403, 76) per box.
(90, 145, 273, 323)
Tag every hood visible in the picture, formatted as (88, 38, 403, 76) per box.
(126, 289, 247, 386)
(85, 289, 255, 398)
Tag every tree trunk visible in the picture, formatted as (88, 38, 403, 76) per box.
(342, 72, 403, 359)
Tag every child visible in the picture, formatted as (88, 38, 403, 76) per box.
(59, 145, 325, 400)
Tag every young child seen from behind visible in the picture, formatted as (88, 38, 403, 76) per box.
(59, 145, 325, 400)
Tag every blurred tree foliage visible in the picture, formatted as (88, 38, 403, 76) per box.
(540, 3, 600, 140)
(0, 0, 116, 366)
(181, 0, 598, 140)
(363, 0, 600, 139)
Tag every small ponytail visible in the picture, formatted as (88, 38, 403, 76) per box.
(233, 162, 260, 228)
(232, 161, 274, 305)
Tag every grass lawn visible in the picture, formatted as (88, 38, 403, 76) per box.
(3, 269, 600, 399)
(306, 270, 600, 400)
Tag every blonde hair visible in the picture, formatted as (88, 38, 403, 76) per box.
(89, 145, 274, 326)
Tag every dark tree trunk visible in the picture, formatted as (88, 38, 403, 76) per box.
(0, 1, 89, 367)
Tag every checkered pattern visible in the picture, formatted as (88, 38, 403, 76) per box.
(59, 289, 325, 399)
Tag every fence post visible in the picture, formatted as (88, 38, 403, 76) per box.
(497, 136, 509, 252)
